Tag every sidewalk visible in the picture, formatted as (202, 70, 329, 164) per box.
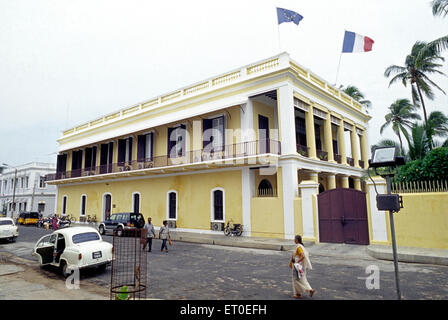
(169, 230, 448, 266)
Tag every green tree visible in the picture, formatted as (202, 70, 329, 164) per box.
(432, 0, 448, 17)
(384, 41, 446, 125)
(406, 123, 431, 161)
(380, 99, 421, 152)
(341, 85, 372, 108)
(396, 147, 448, 182)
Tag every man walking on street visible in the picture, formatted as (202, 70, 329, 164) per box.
(143, 217, 156, 252)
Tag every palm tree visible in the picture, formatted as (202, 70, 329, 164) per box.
(341, 85, 372, 108)
(380, 99, 421, 152)
(384, 41, 446, 125)
(419, 1, 448, 59)
(406, 124, 431, 161)
(432, 0, 448, 17)
(427, 111, 448, 137)
(371, 139, 404, 155)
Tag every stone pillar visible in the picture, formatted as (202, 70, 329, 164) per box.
(366, 177, 388, 244)
(305, 105, 317, 159)
(299, 180, 319, 242)
(241, 167, 254, 237)
(337, 121, 347, 165)
(341, 175, 349, 189)
(327, 174, 336, 190)
(309, 172, 319, 183)
(350, 129, 360, 168)
(354, 178, 362, 191)
(281, 160, 299, 239)
(324, 113, 335, 162)
(360, 129, 369, 169)
(277, 85, 296, 155)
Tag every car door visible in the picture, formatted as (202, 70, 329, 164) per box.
(105, 215, 116, 232)
(35, 234, 57, 265)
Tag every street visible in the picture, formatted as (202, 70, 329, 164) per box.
(1, 225, 448, 300)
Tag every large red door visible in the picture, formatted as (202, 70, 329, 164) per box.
(317, 188, 369, 245)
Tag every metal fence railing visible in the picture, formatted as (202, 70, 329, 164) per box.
(391, 180, 448, 194)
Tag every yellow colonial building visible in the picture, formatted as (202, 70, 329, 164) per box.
(46, 52, 371, 242)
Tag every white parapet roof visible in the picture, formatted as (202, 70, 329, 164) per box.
(58, 52, 368, 142)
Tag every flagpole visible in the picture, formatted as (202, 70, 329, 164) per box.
(334, 52, 343, 87)
(277, 24, 282, 52)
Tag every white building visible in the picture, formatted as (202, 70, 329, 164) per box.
(0, 162, 57, 218)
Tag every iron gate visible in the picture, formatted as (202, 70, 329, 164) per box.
(317, 188, 369, 245)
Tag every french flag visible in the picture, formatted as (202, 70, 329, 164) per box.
(342, 31, 374, 53)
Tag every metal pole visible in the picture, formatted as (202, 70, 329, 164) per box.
(385, 175, 401, 300)
(12, 168, 17, 220)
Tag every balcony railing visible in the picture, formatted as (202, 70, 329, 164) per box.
(296, 145, 309, 157)
(46, 139, 281, 182)
(334, 153, 342, 164)
(317, 150, 328, 161)
(359, 160, 365, 168)
(347, 157, 355, 167)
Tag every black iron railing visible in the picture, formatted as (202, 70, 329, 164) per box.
(46, 139, 281, 182)
(317, 150, 328, 161)
(296, 144, 309, 157)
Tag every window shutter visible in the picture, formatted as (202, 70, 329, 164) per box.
(118, 139, 126, 164)
(137, 135, 145, 161)
(128, 137, 133, 162)
(202, 119, 213, 149)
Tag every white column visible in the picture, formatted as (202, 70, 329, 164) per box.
(241, 167, 254, 237)
(366, 177, 388, 243)
(299, 180, 319, 240)
(277, 84, 296, 155)
(240, 99, 255, 142)
(281, 160, 298, 239)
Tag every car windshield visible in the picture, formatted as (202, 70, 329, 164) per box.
(0, 220, 13, 226)
(72, 232, 100, 244)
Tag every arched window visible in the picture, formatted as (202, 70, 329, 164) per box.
(62, 196, 67, 215)
(167, 191, 177, 220)
(103, 193, 112, 220)
(132, 193, 140, 214)
(211, 188, 224, 221)
(258, 179, 273, 197)
(80, 195, 87, 216)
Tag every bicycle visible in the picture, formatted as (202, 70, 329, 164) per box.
(87, 215, 98, 224)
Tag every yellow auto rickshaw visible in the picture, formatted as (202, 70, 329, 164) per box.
(17, 212, 39, 225)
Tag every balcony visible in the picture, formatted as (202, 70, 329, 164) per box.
(347, 157, 355, 167)
(359, 160, 365, 168)
(317, 150, 328, 161)
(334, 153, 342, 164)
(296, 145, 309, 157)
(45, 139, 281, 182)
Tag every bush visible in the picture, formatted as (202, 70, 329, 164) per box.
(396, 147, 448, 182)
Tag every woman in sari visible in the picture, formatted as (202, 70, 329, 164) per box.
(289, 235, 315, 299)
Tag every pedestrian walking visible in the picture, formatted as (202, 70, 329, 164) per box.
(159, 220, 170, 253)
(289, 235, 315, 299)
(143, 217, 156, 252)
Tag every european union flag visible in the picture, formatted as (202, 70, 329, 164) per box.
(277, 7, 303, 26)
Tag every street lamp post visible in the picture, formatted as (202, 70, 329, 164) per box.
(2, 163, 18, 220)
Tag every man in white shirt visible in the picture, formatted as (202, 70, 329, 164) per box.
(143, 217, 156, 252)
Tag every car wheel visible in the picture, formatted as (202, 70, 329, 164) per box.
(60, 261, 73, 278)
(99, 225, 105, 235)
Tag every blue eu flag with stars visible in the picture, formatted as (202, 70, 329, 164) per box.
(277, 7, 303, 26)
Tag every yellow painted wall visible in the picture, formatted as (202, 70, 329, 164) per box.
(252, 100, 276, 141)
(250, 167, 284, 238)
(56, 170, 242, 230)
(294, 198, 303, 237)
(386, 193, 448, 249)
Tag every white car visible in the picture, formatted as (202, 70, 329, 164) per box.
(0, 217, 19, 242)
(32, 226, 113, 277)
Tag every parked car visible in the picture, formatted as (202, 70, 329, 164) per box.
(0, 217, 19, 242)
(98, 212, 145, 236)
(32, 226, 113, 277)
(17, 211, 39, 225)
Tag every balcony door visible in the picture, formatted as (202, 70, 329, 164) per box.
(100, 142, 114, 174)
(258, 115, 270, 154)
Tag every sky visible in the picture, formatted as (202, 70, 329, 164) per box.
(0, 0, 447, 167)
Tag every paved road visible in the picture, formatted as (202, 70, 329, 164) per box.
(1, 225, 448, 300)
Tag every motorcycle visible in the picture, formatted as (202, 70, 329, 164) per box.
(224, 220, 243, 237)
